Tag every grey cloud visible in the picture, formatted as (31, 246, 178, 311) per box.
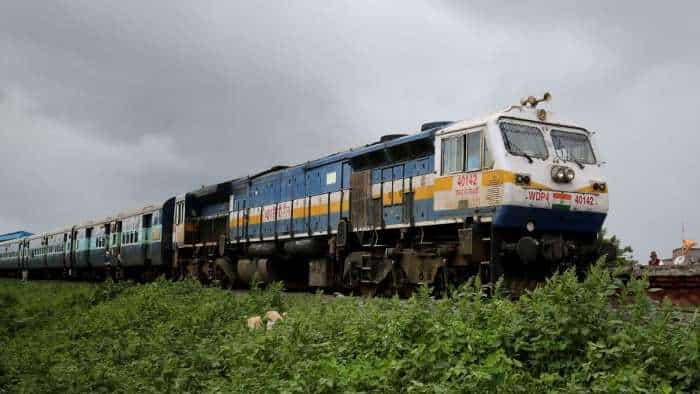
(1, 1, 699, 260)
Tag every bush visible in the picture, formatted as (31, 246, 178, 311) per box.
(1, 261, 698, 393)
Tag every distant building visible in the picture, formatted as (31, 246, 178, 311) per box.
(672, 248, 700, 264)
(0, 231, 33, 243)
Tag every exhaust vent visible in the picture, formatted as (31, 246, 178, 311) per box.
(421, 121, 452, 131)
(379, 134, 407, 143)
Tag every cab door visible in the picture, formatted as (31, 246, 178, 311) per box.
(174, 199, 186, 245)
(382, 164, 405, 226)
(234, 198, 247, 241)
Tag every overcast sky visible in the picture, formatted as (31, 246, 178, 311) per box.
(1, 1, 698, 261)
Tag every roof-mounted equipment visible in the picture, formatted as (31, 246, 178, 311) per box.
(420, 121, 452, 131)
(520, 92, 551, 108)
(379, 134, 407, 143)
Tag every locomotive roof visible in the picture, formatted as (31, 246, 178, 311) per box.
(225, 123, 446, 188)
(437, 105, 587, 136)
(188, 100, 586, 197)
(342, 128, 438, 159)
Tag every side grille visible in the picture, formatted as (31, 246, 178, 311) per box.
(486, 177, 503, 206)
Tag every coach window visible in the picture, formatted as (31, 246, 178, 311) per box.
(483, 135, 494, 169)
(466, 131, 482, 172)
(441, 135, 464, 174)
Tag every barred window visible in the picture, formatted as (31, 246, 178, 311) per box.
(500, 122, 548, 159)
(551, 130, 596, 164)
(441, 135, 464, 174)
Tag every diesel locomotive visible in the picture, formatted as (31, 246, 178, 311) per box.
(0, 94, 609, 294)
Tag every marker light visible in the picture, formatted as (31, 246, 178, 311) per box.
(593, 182, 607, 192)
(526, 221, 535, 232)
(515, 174, 531, 185)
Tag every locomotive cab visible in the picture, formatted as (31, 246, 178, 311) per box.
(435, 95, 608, 280)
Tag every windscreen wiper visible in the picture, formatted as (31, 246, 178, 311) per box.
(508, 141, 533, 164)
(504, 136, 534, 164)
(572, 160, 584, 170)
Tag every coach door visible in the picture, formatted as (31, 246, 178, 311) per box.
(70, 230, 77, 274)
(110, 221, 122, 259)
(142, 213, 152, 262)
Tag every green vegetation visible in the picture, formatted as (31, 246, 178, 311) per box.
(1, 260, 699, 393)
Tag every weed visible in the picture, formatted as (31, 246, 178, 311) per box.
(0, 261, 698, 393)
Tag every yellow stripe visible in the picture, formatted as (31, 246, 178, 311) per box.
(433, 176, 452, 192)
(481, 169, 547, 190)
(575, 185, 609, 194)
(229, 174, 608, 229)
(329, 201, 348, 214)
(232, 199, 350, 228)
(414, 184, 434, 201)
(382, 192, 392, 206)
(309, 203, 327, 216)
(248, 214, 261, 225)
(229, 219, 248, 228)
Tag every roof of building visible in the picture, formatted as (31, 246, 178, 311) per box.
(0, 231, 33, 242)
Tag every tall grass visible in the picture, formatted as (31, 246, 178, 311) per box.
(1, 259, 698, 393)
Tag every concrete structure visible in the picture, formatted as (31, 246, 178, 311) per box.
(672, 248, 700, 264)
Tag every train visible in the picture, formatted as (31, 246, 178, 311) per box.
(0, 94, 609, 295)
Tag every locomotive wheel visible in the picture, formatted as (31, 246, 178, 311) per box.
(398, 284, 416, 299)
(376, 271, 399, 298)
(213, 258, 236, 290)
(184, 259, 199, 280)
(358, 284, 377, 298)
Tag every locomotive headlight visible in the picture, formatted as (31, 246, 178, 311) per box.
(551, 166, 574, 183)
(551, 166, 565, 182)
(565, 168, 575, 182)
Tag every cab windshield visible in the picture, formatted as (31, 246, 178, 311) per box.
(550, 130, 596, 164)
(500, 122, 548, 159)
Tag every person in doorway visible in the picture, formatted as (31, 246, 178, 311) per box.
(115, 252, 123, 282)
(105, 249, 114, 281)
(648, 251, 662, 266)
